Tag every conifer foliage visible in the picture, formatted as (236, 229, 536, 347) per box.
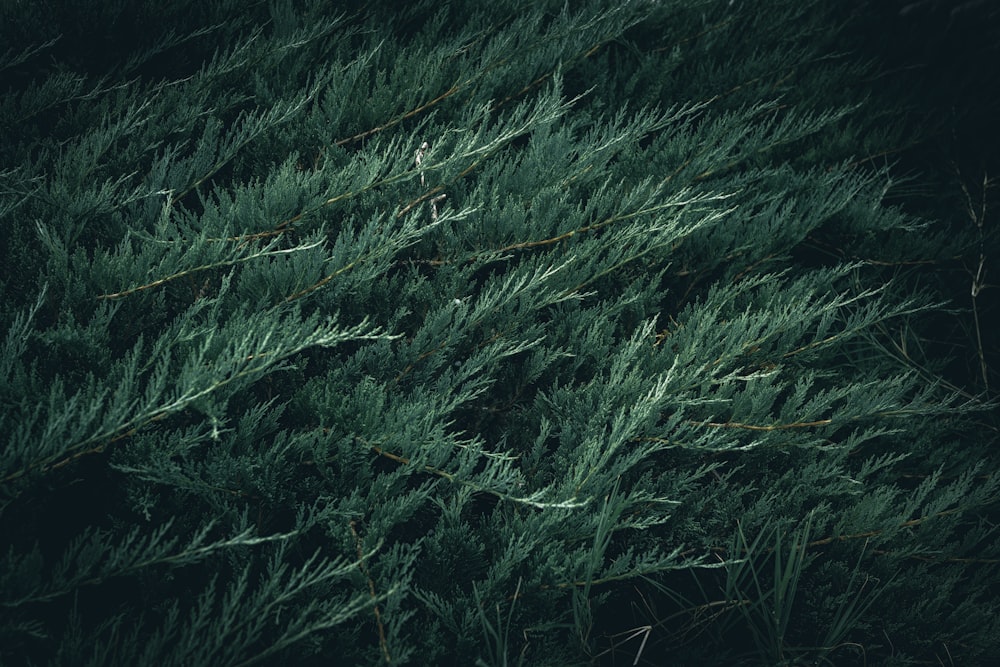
(1, 0, 997, 664)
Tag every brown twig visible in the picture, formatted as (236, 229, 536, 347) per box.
(807, 508, 963, 548)
(335, 86, 460, 147)
(349, 520, 391, 664)
(695, 418, 833, 431)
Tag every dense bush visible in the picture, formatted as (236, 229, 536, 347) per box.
(1, 1, 997, 664)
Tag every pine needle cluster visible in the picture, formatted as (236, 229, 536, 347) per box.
(1, 0, 997, 664)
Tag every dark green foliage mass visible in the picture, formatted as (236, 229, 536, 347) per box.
(1, 1, 998, 665)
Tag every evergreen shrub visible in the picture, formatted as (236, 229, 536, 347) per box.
(1, 0, 997, 664)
